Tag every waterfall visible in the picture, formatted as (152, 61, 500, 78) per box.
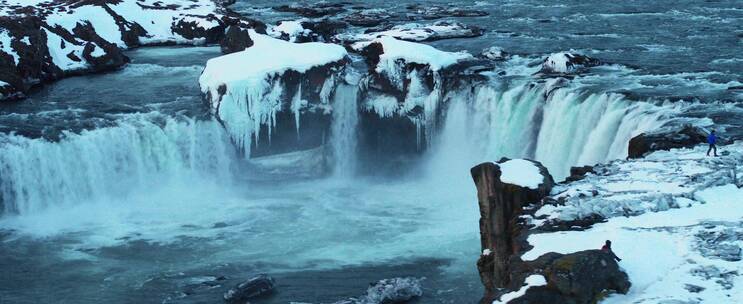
(428, 81, 678, 181)
(0, 114, 237, 215)
(330, 84, 360, 177)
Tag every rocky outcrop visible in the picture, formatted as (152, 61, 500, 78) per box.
(220, 25, 253, 54)
(223, 274, 275, 303)
(563, 165, 594, 183)
(0, 0, 264, 102)
(539, 52, 601, 75)
(628, 124, 708, 158)
(470, 158, 554, 303)
(333, 277, 423, 304)
(336, 21, 484, 43)
(273, 3, 346, 18)
(199, 31, 349, 158)
(505, 250, 630, 304)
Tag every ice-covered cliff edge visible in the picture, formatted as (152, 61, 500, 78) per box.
(199, 31, 348, 156)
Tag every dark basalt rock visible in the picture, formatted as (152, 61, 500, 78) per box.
(343, 10, 396, 27)
(564, 165, 594, 182)
(220, 25, 253, 54)
(627, 124, 708, 158)
(470, 159, 554, 303)
(223, 274, 275, 303)
(273, 3, 346, 18)
(72, 21, 129, 72)
(301, 19, 348, 43)
(171, 14, 225, 44)
(508, 250, 630, 304)
(0, 15, 59, 95)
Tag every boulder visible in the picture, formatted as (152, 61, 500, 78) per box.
(627, 125, 708, 158)
(470, 158, 554, 302)
(507, 250, 630, 304)
(480, 46, 508, 61)
(539, 52, 601, 74)
(273, 3, 346, 18)
(223, 274, 275, 303)
(333, 277, 423, 304)
(563, 165, 594, 183)
(220, 25, 253, 54)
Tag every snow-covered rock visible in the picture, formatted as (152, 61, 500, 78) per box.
(223, 274, 275, 303)
(480, 46, 508, 61)
(499, 159, 546, 190)
(539, 52, 601, 74)
(355, 36, 473, 117)
(332, 277, 423, 304)
(533, 142, 743, 228)
(524, 182, 743, 304)
(267, 20, 312, 43)
(0, 0, 264, 101)
(199, 31, 348, 156)
(336, 21, 483, 43)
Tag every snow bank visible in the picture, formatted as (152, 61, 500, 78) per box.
(524, 183, 743, 304)
(537, 142, 743, 223)
(199, 31, 348, 154)
(499, 159, 544, 189)
(267, 20, 311, 43)
(338, 21, 483, 43)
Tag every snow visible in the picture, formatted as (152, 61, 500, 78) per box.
(540, 142, 743, 222)
(370, 36, 472, 73)
(268, 20, 311, 42)
(43, 29, 87, 71)
(0, 29, 19, 65)
(498, 159, 544, 189)
(198, 31, 347, 154)
(520, 142, 743, 304)
(523, 184, 743, 304)
(109, 0, 220, 45)
(45, 5, 126, 47)
(337, 21, 480, 42)
(493, 275, 547, 304)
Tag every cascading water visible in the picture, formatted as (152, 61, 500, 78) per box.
(330, 83, 360, 177)
(427, 80, 679, 180)
(0, 114, 237, 215)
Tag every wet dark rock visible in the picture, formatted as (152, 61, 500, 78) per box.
(470, 158, 554, 302)
(628, 124, 708, 158)
(223, 274, 276, 303)
(220, 25, 253, 54)
(274, 3, 346, 18)
(301, 19, 348, 43)
(564, 165, 594, 182)
(172, 14, 225, 44)
(343, 10, 397, 27)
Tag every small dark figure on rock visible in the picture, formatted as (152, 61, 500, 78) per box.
(707, 130, 718, 157)
(601, 240, 621, 262)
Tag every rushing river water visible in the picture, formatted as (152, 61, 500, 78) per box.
(0, 0, 742, 303)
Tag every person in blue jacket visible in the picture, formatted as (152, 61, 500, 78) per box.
(707, 130, 718, 157)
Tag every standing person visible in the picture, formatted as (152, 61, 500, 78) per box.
(707, 130, 718, 157)
(601, 240, 621, 262)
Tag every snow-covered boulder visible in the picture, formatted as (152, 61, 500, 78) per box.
(470, 158, 554, 302)
(539, 52, 601, 74)
(199, 31, 349, 157)
(480, 46, 508, 61)
(336, 21, 483, 43)
(332, 277, 423, 304)
(0, 0, 264, 102)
